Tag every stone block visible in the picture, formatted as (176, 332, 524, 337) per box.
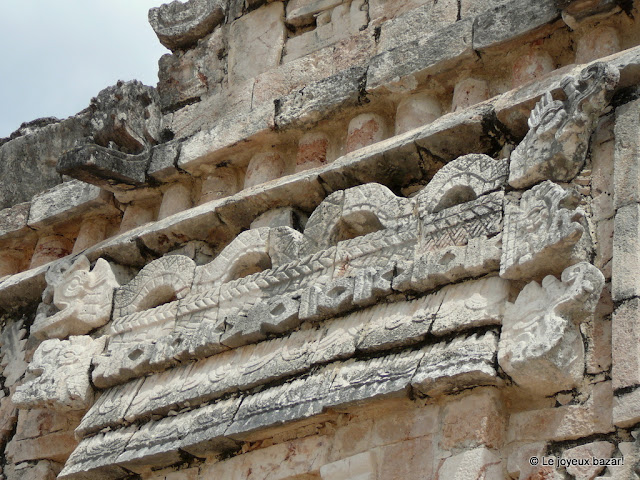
(507, 381, 614, 441)
(412, 331, 501, 396)
(199, 434, 331, 480)
(430, 276, 509, 336)
(275, 66, 367, 130)
(356, 296, 438, 352)
(148, 0, 225, 51)
(157, 26, 227, 110)
(473, 0, 561, 51)
(6, 429, 78, 464)
(286, 0, 343, 27)
(562, 441, 615, 480)
(614, 98, 640, 210)
(373, 436, 435, 480)
(613, 203, 640, 301)
(612, 299, 640, 390)
(283, 1, 367, 63)
(562, 0, 622, 29)
(395, 93, 441, 135)
(148, 141, 181, 182)
(228, 2, 286, 85)
(506, 441, 547, 480)
(367, 19, 475, 93)
(436, 447, 503, 479)
(0, 202, 30, 240)
(27, 180, 114, 229)
(0, 115, 89, 210)
(440, 388, 506, 450)
(613, 387, 640, 428)
(377, 0, 458, 53)
(4, 460, 61, 480)
(460, 0, 511, 19)
(177, 102, 275, 174)
(320, 451, 376, 480)
(199, 168, 242, 205)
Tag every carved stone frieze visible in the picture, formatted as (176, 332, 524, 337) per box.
(509, 62, 619, 189)
(500, 181, 586, 280)
(13, 336, 105, 412)
(113, 255, 196, 318)
(415, 153, 508, 214)
(32, 256, 119, 339)
(498, 262, 604, 396)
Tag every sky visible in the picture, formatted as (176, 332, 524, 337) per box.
(0, 1, 170, 138)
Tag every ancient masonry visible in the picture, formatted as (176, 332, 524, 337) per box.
(3, 0, 640, 479)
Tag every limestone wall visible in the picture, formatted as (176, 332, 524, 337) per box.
(1, 0, 640, 479)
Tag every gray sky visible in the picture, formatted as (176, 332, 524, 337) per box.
(0, 1, 170, 138)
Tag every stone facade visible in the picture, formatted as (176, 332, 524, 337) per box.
(1, 0, 640, 479)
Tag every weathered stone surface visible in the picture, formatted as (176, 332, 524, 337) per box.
(283, 1, 368, 63)
(613, 97, 640, 210)
(431, 276, 509, 336)
(228, 2, 286, 85)
(27, 180, 114, 228)
(440, 388, 506, 450)
(57, 144, 150, 191)
(612, 203, 640, 302)
(402, 235, 502, 292)
(511, 48, 555, 89)
(367, 19, 474, 93)
(90, 81, 161, 154)
(612, 298, 640, 390)
(275, 66, 367, 129)
(509, 63, 619, 188)
(436, 447, 503, 479)
(149, 0, 225, 51)
(498, 262, 604, 396)
(32, 256, 119, 339)
(395, 93, 441, 135)
(473, 0, 561, 51)
(0, 115, 89, 210)
(58, 426, 137, 479)
(501, 181, 585, 280)
(285, 0, 343, 27)
(562, 441, 615, 480)
(13, 336, 105, 411)
(507, 381, 614, 441)
(452, 77, 490, 111)
(346, 113, 389, 153)
(0, 202, 30, 240)
(412, 331, 500, 396)
(147, 141, 181, 182)
(157, 27, 227, 110)
(320, 451, 376, 480)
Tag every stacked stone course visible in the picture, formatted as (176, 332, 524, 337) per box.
(1, 0, 640, 478)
